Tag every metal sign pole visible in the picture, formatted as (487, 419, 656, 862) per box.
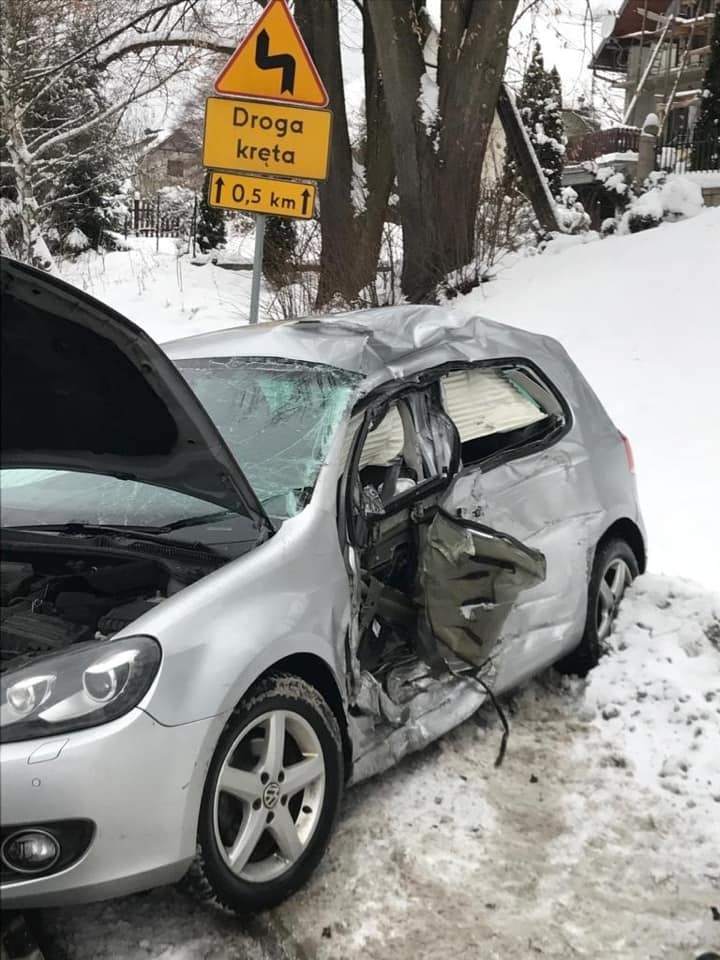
(249, 213, 266, 324)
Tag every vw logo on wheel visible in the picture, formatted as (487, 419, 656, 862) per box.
(263, 781, 281, 809)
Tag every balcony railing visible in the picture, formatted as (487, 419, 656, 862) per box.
(565, 126, 641, 163)
(656, 134, 720, 174)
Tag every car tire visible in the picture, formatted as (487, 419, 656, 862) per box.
(557, 538, 639, 677)
(182, 673, 344, 914)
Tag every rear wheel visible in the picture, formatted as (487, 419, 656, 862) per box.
(183, 674, 344, 914)
(558, 538, 639, 677)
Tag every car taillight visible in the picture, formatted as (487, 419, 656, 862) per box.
(619, 432, 635, 473)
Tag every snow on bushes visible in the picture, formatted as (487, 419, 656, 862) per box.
(587, 164, 704, 235)
(65, 226, 90, 252)
(622, 173, 704, 234)
(595, 166, 629, 197)
(555, 186, 590, 234)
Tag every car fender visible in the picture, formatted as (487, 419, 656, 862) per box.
(118, 503, 351, 727)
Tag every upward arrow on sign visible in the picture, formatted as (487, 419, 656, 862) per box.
(214, 0, 328, 107)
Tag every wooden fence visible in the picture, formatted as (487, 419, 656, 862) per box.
(124, 195, 199, 250)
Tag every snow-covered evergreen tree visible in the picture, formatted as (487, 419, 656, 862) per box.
(516, 43, 566, 197)
(692, 9, 720, 171)
(196, 171, 226, 254)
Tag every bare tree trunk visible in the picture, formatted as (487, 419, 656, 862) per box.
(435, 1, 516, 269)
(368, 0, 518, 302)
(366, 0, 439, 301)
(353, 3, 396, 295)
(294, 0, 356, 307)
(295, 0, 395, 307)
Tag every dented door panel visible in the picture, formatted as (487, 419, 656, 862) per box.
(443, 440, 604, 691)
(418, 509, 546, 668)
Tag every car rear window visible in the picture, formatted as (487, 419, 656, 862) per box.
(441, 364, 565, 466)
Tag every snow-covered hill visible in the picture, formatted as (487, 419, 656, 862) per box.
(458, 209, 720, 589)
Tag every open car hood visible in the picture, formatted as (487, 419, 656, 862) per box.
(0, 258, 272, 535)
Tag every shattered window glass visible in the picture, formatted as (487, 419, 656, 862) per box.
(175, 357, 360, 518)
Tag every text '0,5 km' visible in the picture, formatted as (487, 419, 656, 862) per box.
(207, 171, 316, 219)
(202, 97, 332, 181)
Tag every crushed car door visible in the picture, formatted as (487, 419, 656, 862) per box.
(416, 508, 546, 670)
(350, 376, 546, 680)
(436, 360, 590, 686)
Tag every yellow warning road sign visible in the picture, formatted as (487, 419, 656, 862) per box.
(207, 171, 316, 219)
(214, 0, 328, 108)
(202, 97, 332, 181)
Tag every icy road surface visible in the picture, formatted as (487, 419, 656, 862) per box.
(41, 575, 720, 960)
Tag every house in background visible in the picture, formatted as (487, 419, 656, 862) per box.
(130, 127, 204, 196)
(591, 0, 717, 137)
(563, 0, 720, 220)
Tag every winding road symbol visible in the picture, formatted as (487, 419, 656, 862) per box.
(255, 29, 296, 96)
(212, 0, 328, 106)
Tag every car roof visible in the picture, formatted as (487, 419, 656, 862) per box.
(162, 304, 567, 395)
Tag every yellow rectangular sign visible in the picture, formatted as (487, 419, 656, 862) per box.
(203, 97, 331, 181)
(207, 171, 316, 219)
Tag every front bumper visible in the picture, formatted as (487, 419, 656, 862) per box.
(0, 707, 224, 908)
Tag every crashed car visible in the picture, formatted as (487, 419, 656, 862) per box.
(0, 258, 646, 914)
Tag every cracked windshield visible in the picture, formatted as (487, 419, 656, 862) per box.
(175, 357, 359, 518)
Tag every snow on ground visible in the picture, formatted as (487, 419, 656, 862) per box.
(460, 207, 720, 589)
(42, 575, 720, 960)
(44, 208, 720, 960)
(59, 237, 259, 344)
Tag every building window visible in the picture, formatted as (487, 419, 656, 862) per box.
(167, 159, 184, 177)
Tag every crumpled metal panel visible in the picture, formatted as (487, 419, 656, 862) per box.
(163, 304, 570, 399)
(417, 510, 547, 667)
(441, 439, 612, 692)
(349, 672, 489, 784)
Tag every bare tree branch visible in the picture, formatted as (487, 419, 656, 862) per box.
(24, 1, 201, 81)
(30, 71, 177, 159)
(96, 32, 233, 68)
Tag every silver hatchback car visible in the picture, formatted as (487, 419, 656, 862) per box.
(0, 258, 645, 914)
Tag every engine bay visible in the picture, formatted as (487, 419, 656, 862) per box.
(0, 549, 200, 671)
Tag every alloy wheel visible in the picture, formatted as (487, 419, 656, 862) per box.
(595, 557, 632, 642)
(212, 709, 325, 884)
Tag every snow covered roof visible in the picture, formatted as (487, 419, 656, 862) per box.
(131, 126, 200, 160)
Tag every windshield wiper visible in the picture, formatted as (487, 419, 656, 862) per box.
(156, 510, 235, 532)
(5, 522, 222, 557)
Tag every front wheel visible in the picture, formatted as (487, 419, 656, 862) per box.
(558, 538, 639, 677)
(183, 674, 344, 914)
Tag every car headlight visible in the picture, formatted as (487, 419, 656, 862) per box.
(0, 637, 161, 743)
